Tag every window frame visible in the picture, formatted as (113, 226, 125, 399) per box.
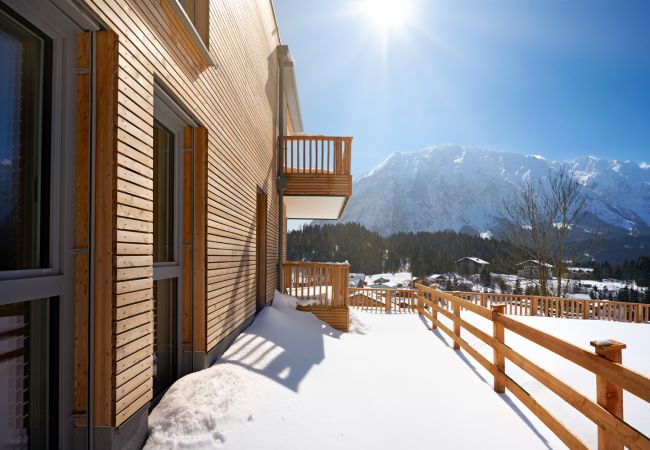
(0, 1, 86, 447)
(0, 1, 77, 304)
(151, 85, 197, 400)
(167, 0, 215, 67)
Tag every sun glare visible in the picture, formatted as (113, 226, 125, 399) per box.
(360, 0, 414, 32)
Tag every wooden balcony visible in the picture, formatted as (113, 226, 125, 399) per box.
(281, 136, 352, 220)
(283, 261, 350, 331)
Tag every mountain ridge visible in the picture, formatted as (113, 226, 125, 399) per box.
(335, 145, 650, 237)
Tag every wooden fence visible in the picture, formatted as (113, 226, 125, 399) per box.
(349, 288, 417, 313)
(283, 261, 349, 307)
(416, 284, 650, 449)
(452, 291, 650, 323)
(282, 135, 352, 175)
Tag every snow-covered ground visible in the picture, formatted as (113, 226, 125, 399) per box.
(144, 292, 650, 449)
(364, 271, 412, 288)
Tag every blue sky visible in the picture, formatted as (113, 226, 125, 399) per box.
(273, 0, 650, 178)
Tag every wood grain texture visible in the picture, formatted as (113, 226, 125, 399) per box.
(296, 306, 350, 332)
(94, 30, 119, 427)
(76, 0, 288, 426)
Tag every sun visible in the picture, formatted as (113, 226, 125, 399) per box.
(359, 0, 414, 32)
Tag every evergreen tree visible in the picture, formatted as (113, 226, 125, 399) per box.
(480, 266, 492, 287)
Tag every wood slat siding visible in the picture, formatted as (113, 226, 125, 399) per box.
(296, 306, 350, 332)
(77, 0, 285, 426)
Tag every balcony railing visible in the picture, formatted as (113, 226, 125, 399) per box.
(282, 135, 352, 175)
(349, 288, 418, 313)
(283, 261, 349, 307)
(451, 291, 650, 323)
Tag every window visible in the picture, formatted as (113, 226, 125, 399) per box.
(152, 87, 195, 399)
(153, 121, 175, 264)
(0, 298, 56, 448)
(0, 6, 51, 272)
(178, 0, 209, 46)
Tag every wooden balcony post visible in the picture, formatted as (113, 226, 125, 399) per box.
(452, 301, 461, 350)
(385, 290, 391, 313)
(635, 304, 643, 323)
(492, 304, 506, 393)
(590, 340, 626, 450)
(530, 296, 538, 316)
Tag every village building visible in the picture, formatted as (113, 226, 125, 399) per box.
(517, 260, 554, 279)
(456, 256, 489, 275)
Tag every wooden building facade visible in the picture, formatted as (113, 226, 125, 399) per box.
(0, 0, 351, 448)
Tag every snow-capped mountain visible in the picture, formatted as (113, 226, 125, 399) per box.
(337, 145, 650, 237)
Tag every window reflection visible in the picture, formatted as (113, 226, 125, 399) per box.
(153, 121, 175, 263)
(0, 7, 50, 271)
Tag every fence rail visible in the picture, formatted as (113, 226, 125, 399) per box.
(282, 135, 352, 175)
(416, 284, 650, 450)
(349, 288, 417, 313)
(452, 291, 650, 323)
(283, 261, 349, 307)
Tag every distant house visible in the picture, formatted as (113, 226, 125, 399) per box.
(457, 257, 489, 275)
(372, 276, 390, 285)
(567, 267, 594, 279)
(517, 260, 554, 279)
(349, 273, 366, 288)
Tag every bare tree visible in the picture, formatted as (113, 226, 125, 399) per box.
(503, 180, 554, 296)
(502, 167, 587, 297)
(547, 166, 588, 296)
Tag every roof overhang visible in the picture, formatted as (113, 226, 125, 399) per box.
(285, 196, 348, 220)
(278, 45, 303, 133)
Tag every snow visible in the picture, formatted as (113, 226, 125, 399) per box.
(480, 230, 493, 240)
(139, 291, 650, 449)
(457, 256, 489, 265)
(364, 271, 412, 287)
(435, 313, 650, 448)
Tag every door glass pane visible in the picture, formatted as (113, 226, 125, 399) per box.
(153, 279, 177, 397)
(0, 8, 50, 271)
(0, 298, 54, 449)
(153, 121, 175, 263)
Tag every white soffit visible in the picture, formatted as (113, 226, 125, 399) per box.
(285, 196, 346, 220)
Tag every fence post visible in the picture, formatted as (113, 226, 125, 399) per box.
(452, 300, 461, 350)
(590, 340, 626, 450)
(416, 290, 423, 315)
(492, 304, 506, 393)
(635, 304, 642, 323)
(431, 291, 438, 330)
(529, 296, 537, 316)
(385, 290, 391, 313)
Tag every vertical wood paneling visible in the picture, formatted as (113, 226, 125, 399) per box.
(94, 30, 119, 427)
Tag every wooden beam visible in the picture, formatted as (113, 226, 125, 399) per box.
(94, 30, 119, 427)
